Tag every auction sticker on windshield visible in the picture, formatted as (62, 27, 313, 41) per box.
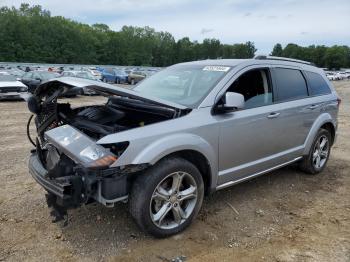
(203, 66, 231, 72)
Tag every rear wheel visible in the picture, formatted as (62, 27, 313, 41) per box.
(129, 157, 204, 238)
(300, 128, 331, 174)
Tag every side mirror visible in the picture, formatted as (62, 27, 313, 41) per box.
(214, 92, 245, 114)
(224, 92, 245, 110)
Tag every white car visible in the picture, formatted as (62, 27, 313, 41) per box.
(338, 72, 350, 79)
(0, 75, 28, 100)
(326, 73, 337, 81)
(85, 68, 102, 80)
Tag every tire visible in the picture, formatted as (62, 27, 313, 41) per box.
(131, 79, 135, 85)
(129, 157, 204, 238)
(300, 128, 332, 174)
(115, 78, 120, 84)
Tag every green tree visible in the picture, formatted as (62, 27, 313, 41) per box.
(271, 43, 283, 56)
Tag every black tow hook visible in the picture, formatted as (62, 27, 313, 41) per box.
(45, 193, 69, 226)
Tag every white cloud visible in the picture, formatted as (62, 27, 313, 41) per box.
(2, 0, 350, 53)
(200, 28, 214, 35)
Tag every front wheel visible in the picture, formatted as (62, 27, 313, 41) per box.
(129, 157, 204, 238)
(300, 128, 332, 174)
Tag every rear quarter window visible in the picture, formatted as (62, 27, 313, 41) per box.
(274, 68, 308, 102)
(304, 71, 331, 96)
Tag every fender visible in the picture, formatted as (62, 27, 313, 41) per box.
(130, 133, 218, 189)
(303, 113, 336, 155)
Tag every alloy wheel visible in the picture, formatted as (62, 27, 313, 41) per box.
(312, 135, 329, 169)
(150, 171, 198, 230)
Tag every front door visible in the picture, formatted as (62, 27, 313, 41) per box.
(216, 67, 303, 185)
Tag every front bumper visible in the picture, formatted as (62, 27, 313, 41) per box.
(29, 152, 83, 207)
(28, 151, 134, 209)
(0, 92, 25, 100)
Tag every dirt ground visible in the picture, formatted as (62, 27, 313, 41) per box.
(0, 81, 349, 262)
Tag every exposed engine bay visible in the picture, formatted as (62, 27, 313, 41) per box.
(33, 96, 179, 142)
(27, 77, 188, 144)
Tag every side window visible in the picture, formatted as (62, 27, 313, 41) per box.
(274, 68, 308, 102)
(304, 71, 331, 96)
(227, 69, 272, 109)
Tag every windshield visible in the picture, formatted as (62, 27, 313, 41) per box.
(133, 65, 230, 108)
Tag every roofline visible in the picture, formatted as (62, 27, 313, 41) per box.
(254, 55, 315, 66)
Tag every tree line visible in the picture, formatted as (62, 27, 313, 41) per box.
(0, 4, 256, 66)
(0, 4, 349, 69)
(271, 43, 350, 69)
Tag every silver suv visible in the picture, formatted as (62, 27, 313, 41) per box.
(27, 56, 339, 237)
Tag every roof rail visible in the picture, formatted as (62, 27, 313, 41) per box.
(254, 55, 314, 66)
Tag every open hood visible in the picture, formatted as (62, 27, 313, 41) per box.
(35, 77, 187, 110)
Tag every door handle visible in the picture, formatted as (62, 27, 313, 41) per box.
(267, 112, 280, 119)
(307, 104, 319, 110)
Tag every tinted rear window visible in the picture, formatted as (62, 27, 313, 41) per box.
(274, 68, 308, 102)
(304, 71, 331, 96)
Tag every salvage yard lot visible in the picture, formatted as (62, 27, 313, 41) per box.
(0, 81, 349, 262)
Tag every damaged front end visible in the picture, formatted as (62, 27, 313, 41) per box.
(29, 125, 144, 223)
(29, 125, 147, 222)
(26, 77, 187, 223)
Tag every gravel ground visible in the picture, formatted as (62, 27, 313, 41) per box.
(0, 81, 349, 262)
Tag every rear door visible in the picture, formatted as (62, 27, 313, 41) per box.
(302, 70, 335, 133)
(270, 67, 315, 151)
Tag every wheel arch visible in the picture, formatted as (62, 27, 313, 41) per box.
(320, 122, 336, 145)
(155, 150, 213, 195)
(128, 134, 218, 194)
(303, 113, 337, 155)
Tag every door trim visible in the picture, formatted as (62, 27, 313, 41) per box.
(216, 156, 302, 190)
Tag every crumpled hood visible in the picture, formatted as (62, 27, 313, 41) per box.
(35, 77, 187, 110)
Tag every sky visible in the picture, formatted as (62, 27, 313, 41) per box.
(1, 0, 350, 53)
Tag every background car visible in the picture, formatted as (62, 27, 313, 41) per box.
(101, 68, 129, 83)
(60, 71, 98, 95)
(338, 72, 350, 79)
(326, 72, 337, 81)
(0, 68, 25, 80)
(128, 71, 146, 84)
(21, 71, 59, 93)
(0, 71, 10, 76)
(84, 68, 102, 80)
(0, 75, 28, 100)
